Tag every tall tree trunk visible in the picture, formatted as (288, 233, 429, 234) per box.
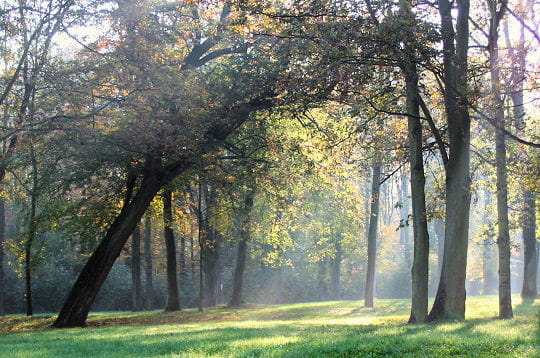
(197, 178, 203, 312)
(0, 197, 4, 316)
(179, 234, 186, 277)
(143, 216, 154, 310)
(131, 225, 142, 311)
(24, 190, 37, 317)
(163, 188, 180, 311)
(53, 169, 164, 327)
(488, 0, 512, 319)
(230, 188, 255, 307)
(399, 4, 430, 321)
(331, 238, 342, 300)
(521, 189, 537, 300)
(201, 183, 221, 306)
(428, 0, 471, 322)
(504, 16, 537, 302)
(400, 174, 412, 268)
(364, 163, 381, 307)
(482, 189, 497, 295)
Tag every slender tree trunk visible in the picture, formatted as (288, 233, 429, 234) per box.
(179, 234, 186, 276)
(131, 225, 142, 311)
(53, 169, 164, 327)
(331, 238, 342, 300)
(482, 189, 497, 295)
(163, 188, 180, 311)
(399, 5, 430, 321)
(364, 163, 381, 307)
(143, 216, 154, 310)
(400, 174, 412, 268)
(521, 190, 537, 300)
(197, 178, 203, 312)
(230, 188, 255, 307)
(488, 0, 512, 319)
(504, 16, 537, 302)
(428, 0, 471, 322)
(24, 190, 37, 317)
(0, 197, 5, 316)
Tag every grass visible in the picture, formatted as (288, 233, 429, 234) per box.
(0, 295, 538, 357)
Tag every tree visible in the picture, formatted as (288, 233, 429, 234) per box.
(364, 162, 380, 308)
(487, 0, 512, 319)
(131, 225, 142, 311)
(230, 186, 255, 307)
(52, 1, 285, 327)
(143, 216, 154, 310)
(428, 0, 473, 322)
(163, 188, 180, 311)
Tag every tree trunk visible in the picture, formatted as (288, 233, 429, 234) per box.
(364, 163, 380, 307)
(400, 174, 412, 268)
(163, 188, 181, 311)
(331, 238, 342, 300)
(428, 0, 471, 322)
(53, 170, 164, 327)
(0, 197, 4, 316)
(488, 0, 512, 319)
(521, 189, 537, 300)
(143, 216, 154, 310)
(230, 188, 255, 307)
(131, 224, 142, 311)
(399, 6, 430, 321)
(482, 189, 497, 295)
(25, 190, 37, 317)
(197, 179, 203, 312)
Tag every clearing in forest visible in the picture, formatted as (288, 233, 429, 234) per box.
(0, 295, 538, 357)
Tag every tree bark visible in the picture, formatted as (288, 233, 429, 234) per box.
(487, 0, 512, 319)
(428, 0, 471, 322)
(521, 189, 537, 300)
(230, 188, 255, 307)
(24, 190, 37, 317)
(163, 188, 181, 311)
(482, 189, 497, 295)
(53, 165, 165, 327)
(131, 224, 142, 311)
(364, 163, 380, 307)
(399, 5, 430, 321)
(143, 216, 154, 310)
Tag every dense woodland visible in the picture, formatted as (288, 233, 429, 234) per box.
(0, 0, 538, 329)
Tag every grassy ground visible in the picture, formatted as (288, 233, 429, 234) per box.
(0, 295, 538, 357)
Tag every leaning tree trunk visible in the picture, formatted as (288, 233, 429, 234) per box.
(143, 216, 154, 310)
(428, 0, 471, 322)
(364, 163, 381, 307)
(131, 225, 142, 311)
(230, 188, 255, 307)
(399, 6, 430, 321)
(163, 188, 181, 311)
(488, 0, 512, 319)
(53, 169, 164, 327)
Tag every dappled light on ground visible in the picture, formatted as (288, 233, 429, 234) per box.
(0, 296, 537, 357)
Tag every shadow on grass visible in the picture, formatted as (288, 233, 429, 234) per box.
(2, 317, 536, 358)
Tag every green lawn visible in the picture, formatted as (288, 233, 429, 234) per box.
(0, 295, 538, 357)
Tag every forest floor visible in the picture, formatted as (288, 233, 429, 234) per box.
(0, 295, 537, 357)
